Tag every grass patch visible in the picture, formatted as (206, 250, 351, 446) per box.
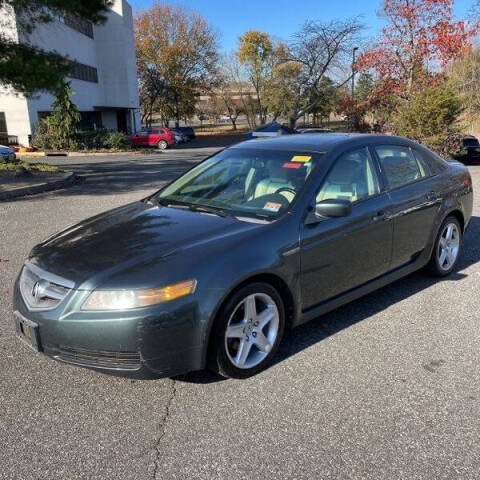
(0, 161, 59, 172)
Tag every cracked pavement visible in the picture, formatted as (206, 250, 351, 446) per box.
(1, 148, 479, 479)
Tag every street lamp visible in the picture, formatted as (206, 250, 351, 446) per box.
(352, 47, 359, 99)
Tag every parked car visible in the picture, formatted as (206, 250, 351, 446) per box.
(13, 134, 473, 379)
(178, 126, 196, 140)
(244, 121, 295, 140)
(170, 128, 188, 143)
(129, 128, 175, 149)
(0, 144, 16, 162)
(455, 135, 480, 165)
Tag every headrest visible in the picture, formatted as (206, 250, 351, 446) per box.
(327, 158, 359, 184)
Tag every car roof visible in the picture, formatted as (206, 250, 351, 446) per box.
(231, 133, 417, 154)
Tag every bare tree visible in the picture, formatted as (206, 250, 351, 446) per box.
(285, 19, 363, 128)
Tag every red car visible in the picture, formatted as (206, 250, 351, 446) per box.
(129, 128, 175, 149)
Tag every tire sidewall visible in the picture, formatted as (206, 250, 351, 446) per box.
(212, 282, 285, 379)
(431, 215, 462, 276)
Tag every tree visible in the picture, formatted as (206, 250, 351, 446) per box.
(356, 0, 479, 98)
(448, 48, 480, 134)
(135, 2, 218, 127)
(215, 58, 245, 130)
(263, 46, 302, 122)
(392, 81, 464, 156)
(237, 30, 273, 125)
(308, 77, 339, 125)
(33, 82, 81, 150)
(0, 0, 110, 95)
(284, 19, 363, 128)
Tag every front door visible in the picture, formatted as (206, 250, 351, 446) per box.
(300, 147, 393, 310)
(116, 110, 127, 132)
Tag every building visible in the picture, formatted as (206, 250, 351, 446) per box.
(0, 0, 140, 146)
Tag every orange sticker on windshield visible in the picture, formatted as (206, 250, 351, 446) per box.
(264, 202, 282, 212)
(291, 155, 311, 162)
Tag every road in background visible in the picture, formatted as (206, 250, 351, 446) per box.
(1, 148, 479, 479)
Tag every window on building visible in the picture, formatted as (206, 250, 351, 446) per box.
(63, 13, 94, 39)
(68, 61, 98, 83)
(79, 111, 103, 130)
(0, 112, 7, 134)
(0, 112, 8, 144)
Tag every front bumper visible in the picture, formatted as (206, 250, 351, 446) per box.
(12, 278, 207, 379)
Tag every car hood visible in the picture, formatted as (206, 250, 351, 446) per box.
(29, 201, 262, 288)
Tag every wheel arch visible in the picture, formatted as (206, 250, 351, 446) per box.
(202, 272, 297, 368)
(446, 209, 465, 233)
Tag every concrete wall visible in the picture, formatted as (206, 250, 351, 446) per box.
(0, 0, 140, 145)
(0, 5, 31, 145)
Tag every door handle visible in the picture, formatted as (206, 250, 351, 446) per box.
(372, 210, 386, 222)
(426, 191, 438, 201)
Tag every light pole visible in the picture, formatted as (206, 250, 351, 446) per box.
(352, 47, 359, 100)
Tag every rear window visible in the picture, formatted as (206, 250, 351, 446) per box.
(463, 138, 479, 147)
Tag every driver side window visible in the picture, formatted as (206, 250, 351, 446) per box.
(316, 147, 380, 203)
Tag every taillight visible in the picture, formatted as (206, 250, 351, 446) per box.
(461, 175, 472, 188)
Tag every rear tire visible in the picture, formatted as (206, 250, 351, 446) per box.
(209, 283, 285, 379)
(427, 215, 462, 277)
(157, 140, 168, 150)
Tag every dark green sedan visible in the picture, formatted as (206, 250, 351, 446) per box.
(13, 134, 473, 379)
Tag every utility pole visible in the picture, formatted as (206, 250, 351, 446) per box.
(352, 47, 359, 100)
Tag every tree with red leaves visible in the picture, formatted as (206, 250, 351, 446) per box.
(356, 0, 479, 98)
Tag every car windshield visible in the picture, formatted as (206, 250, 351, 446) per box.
(154, 148, 322, 220)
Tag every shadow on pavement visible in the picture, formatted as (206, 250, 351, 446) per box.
(175, 133, 244, 149)
(178, 215, 480, 384)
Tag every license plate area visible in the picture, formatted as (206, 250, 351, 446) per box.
(14, 311, 40, 352)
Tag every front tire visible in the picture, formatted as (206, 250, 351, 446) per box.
(210, 283, 285, 379)
(427, 215, 462, 276)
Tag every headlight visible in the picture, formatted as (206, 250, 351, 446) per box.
(81, 279, 197, 311)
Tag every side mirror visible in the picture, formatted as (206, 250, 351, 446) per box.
(305, 198, 352, 224)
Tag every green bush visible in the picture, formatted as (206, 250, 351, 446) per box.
(102, 131, 130, 150)
(393, 82, 464, 158)
(36, 127, 131, 152)
(32, 82, 81, 150)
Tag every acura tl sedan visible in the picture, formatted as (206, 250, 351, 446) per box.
(13, 134, 473, 379)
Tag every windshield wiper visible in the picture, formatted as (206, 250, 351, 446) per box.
(164, 201, 231, 218)
(187, 204, 230, 218)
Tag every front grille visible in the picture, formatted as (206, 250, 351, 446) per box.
(53, 345, 141, 370)
(19, 263, 74, 311)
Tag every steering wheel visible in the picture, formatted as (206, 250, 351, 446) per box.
(274, 187, 296, 196)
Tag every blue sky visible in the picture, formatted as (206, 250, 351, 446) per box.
(128, 0, 476, 52)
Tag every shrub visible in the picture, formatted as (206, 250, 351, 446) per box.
(392, 82, 464, 158)
(32, 82, 81, 151)
(102, 131, 130, 150)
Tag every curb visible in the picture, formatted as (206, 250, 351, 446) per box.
(0, 172, 81, 201)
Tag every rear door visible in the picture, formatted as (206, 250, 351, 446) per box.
(147, 129, 163, 146)
(300, 146, 393, 309)
(373, 145, 440, 269)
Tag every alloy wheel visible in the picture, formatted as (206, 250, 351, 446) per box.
(437, 222, 460, 271)
(224, 293, 279, 369)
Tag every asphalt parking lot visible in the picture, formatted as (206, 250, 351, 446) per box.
(1, 145, 479, 479)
